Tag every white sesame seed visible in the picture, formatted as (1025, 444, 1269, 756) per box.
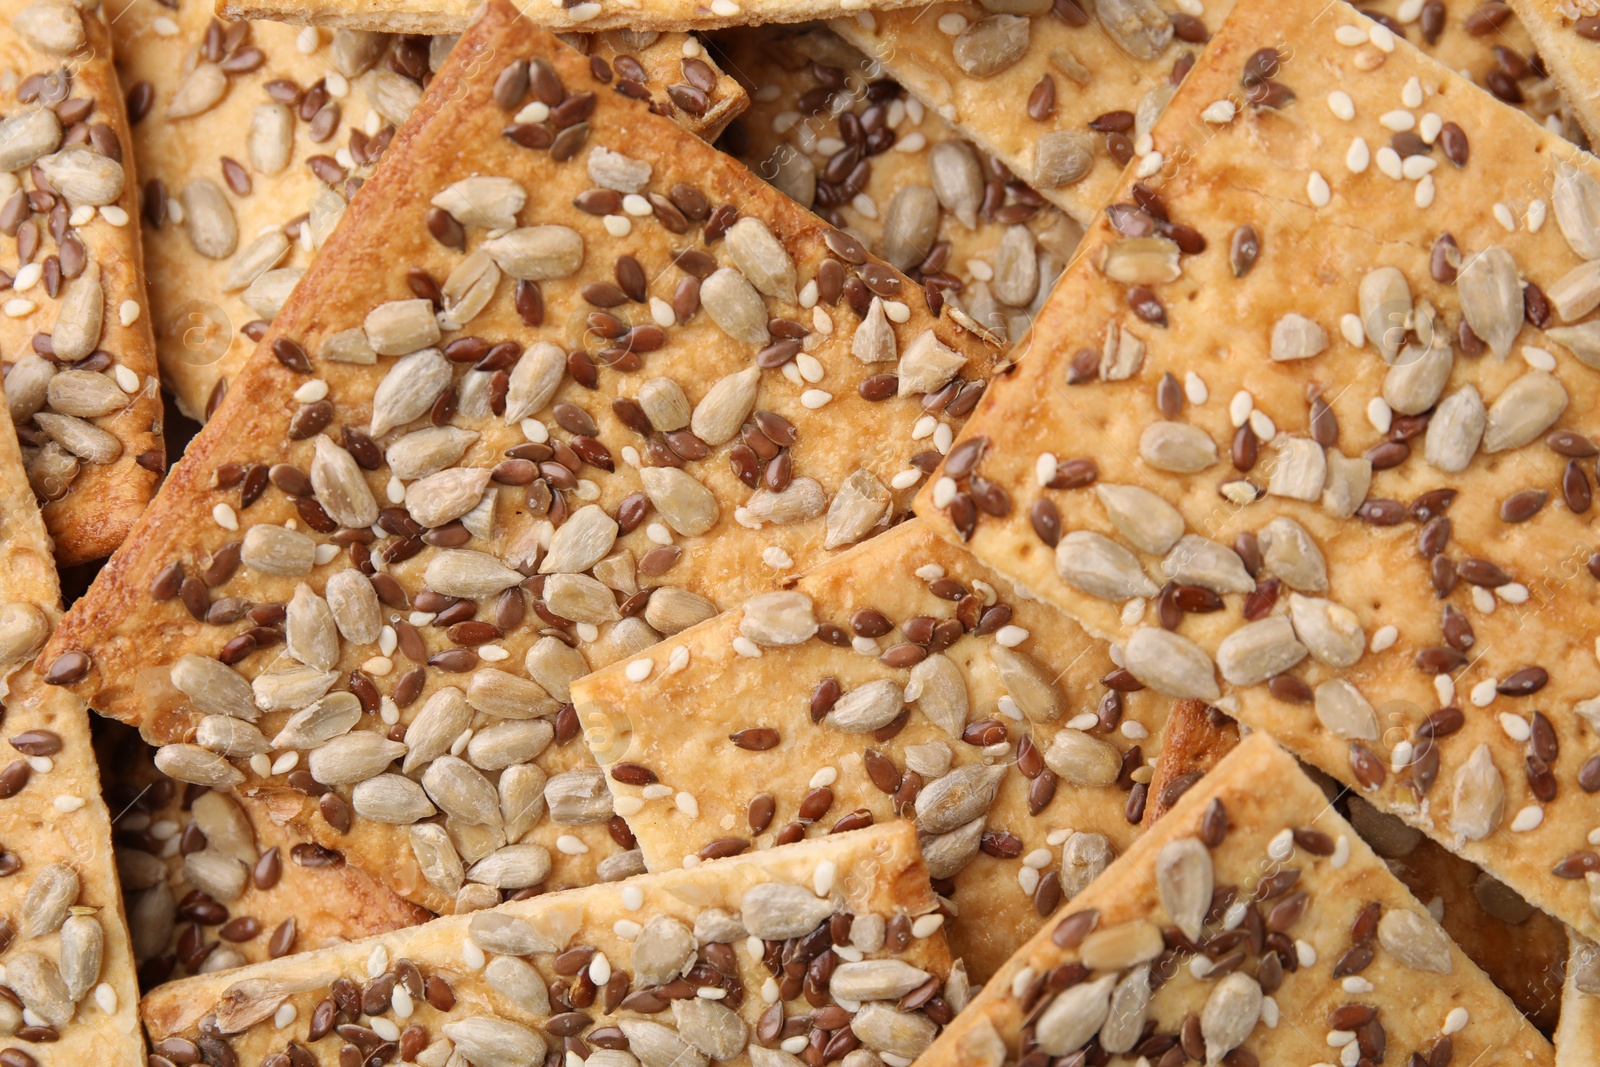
(966, 258, 994, 282)
(1493, 202, 1516, 231)
(1307, 171, 1331, 207)
(1249, 409, 1275, 442)
(911, 914, 944, 938)
(911, 414, 937, 441)
(449, 729, 472, 757)
(1296, 940, 1317, 967)
(1327, 90, 1356, 120)
(1120, 720, 1149, 740)
(811, 306, 834, 334)
(763, 546, 795, 568)
(1267, 828, 1294, 860)
(816, 137, 845, 156)
(150, 820, 179, 841)
(116, 298, 142, 328)
(1401, 155, 1436, 180)
(1369, 625, 1397, 652)
(1443, 1007, 1469, 1034)
(212, 503, 238, 530)
(1201, 100, 1235, 124)
(1497, 582, 1529, 604)
(895, 131, 927, 152)
(1136, 151, 1163, 178)
(271, 751, 299, 775)
(934, 423, 954, 453)
(1223, 902, 1247, 929)
(936, 11, 967, 33)
(1417, 113, 1442, 145)
(1510, 805, 1543, 832)
(811, 767, 838, 788)
(1376, 146, 1404, 180)
(25, 756, 49, 774)
(1401, 76, 1424, 108)
(1470, 678, 1497, 707)
(1015, 866, 1040, 895)
(1329, 1030, 1357, 1048)
(516, 100, 551, 123)
(1434, 674, 1454, 705)
(800, 389, 832, 409)
(622, 194, 652, 216)
(604, 214, 632, 237)
(1342, 976, 1373, 994)
(462, 940, 486, 971)
(367, 946, 388, 978)
(1390, 740, 1413, 773)
(567, 0, 601, 16)
(520, 417, 549, 444)
(1345, 137, 1370, 173)
(53, 795, 84, 813)
(625, 659, 652, 682)
(1188, 956, 1213, 980)
(1369, 23, 1395, 50)
(1472, 585, 1496, 613)
(408, 611, 436, 626)
(1340, 312, 1365, 348)
(852, 636, 879, 656)
(732, 636, 761, 658)
(814, 859, 836, 896)
(576, 623, 599, 643)
(646, 522, 672, 545)
(69, 204, 96, 228)
(994, 625, 1028, 647)
(795, 353, 824, 383)
(1499, 714, 1531, 742)
(296, 25, 319, 52)
(314, 543, 340, 565)
(151, 15, 179, 34)
(1335, 23, 1367, 44)
(931, 476, 957, 508)
(890, 469, 921, 490)
(369, 1018, 400, 1042)
(884, 300, 910, 323)
(1522, 346, 1557, 371)
(614, 796, 644, 817)
(1415, 174, 1435, 208)
(272, 1001, 297, 1029)
(477, 644, 509, 662)
(114, 364, 140, 392)
(1067, 712, 1100, 731)
(1366, 397, 1392, 433)
(1528, 199, 1548, 233)
(674, 791, 699, 817)
(12, 264, 40, 291)
(851, 193, 877, 218)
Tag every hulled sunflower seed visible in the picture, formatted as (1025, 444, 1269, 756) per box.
(1424, 385, 1485, 472)
(468, 909, 564, 955)
(425, 548, 524, 598)
(638, 377, 691, 431)
(34, 412, 120, 464)
(247, 103, 294, 175)
(6, 355, 54, 423)
(1155, 837, 1211, 940)
(673, 997, 748, 1061)
(352, 774, 435, 824)
(154, 743, 244, 787)
(129, 883, 175, 962)
(402, 687, 472, 774)
(908, 653, 968, 737)
(643, 586, 717, 635)
(12, 0, 81, 52)
(196, 715, 268, 757)
(765, 145, 815, 208)
(371, 348, 452, 437)
(914, 762, 1007, 833)
(410, 823, 465, 898)
(167, 63, 228, 120)
(184, 848, 248, 902)
(989, 645, 1063, 723)
(825, 468, 891, 549)
(1056, 531, 1160, 600)
(1312, 679, 1378, 742)
(746, 478, 828, 526)
(192, 791, 257, 863)
(0, 602, 48, 668)
(726, 218, 797, 304)
(525, 636, 588, 703)
(883, 185, 941, 274)
(1043, 730, 1121, 786)
(827, 678, 905, 733)
(540, 503, 618, 575)
(1547, 259, 1600, 322)
(310, 434, 379, 528)
(1450, 743, 1504, 841)
(691, 367, 761, 446)
(544, 767, 613, 824)
(38, 144, 123, 205)
(286, 583, 338, 671)
(1095, 483, 1183, 554)
(1458, 245, 1523, 358)
(0, 107, 60, 173)
(309, 732, 406, 785)
(504, 340, 566, 423)
(241, 267, 301, 322)
(1359, 267, 1411, 363)
(467, 719, 553, 770)
(1258, 517, 1326, 591)
(440, 1017, 546, 1067)
(1288, 593, 1365, 667)
(323, 569, 382, 644)
(365, 298, 442, 356)
(387, 426, 479, 481)
(1383, 342, 1453, 415)
(588, 146, 652, 192)
(6, 952, 71, 1027)
(499, 762, 548, 841)
(467, 843, 551, 888)
(423, 755, 503, 826)
(1217, 616, 1307, 685)
(466, 668, 561, 720)
(739, 591, 816, 645)
(1270, 313, 1327, 361)
(240, 524, 315, 576)
(25, 445, 72, 500)
(485, 955, 550, 1015)
(544, 572, 621, 624)
(1548, 321, 1600, 369)
(46, 267, 102, 363)
(953, 13, 1030, 76)
(1160, 535, 1255, 594)
(1099, 965, 1152, 1054)
(45, 368, 126, 418)
(1554, 163, 1600, 261)
(442, 249, 501, 327)
(853, 297, 897, 364)
(431, 176, 527, 231)
(618, 1019, 707, 1067)
(639, 466, 719, 536)
(700, 267, 769, 344)
(922, 816, 985, 879)
(366, 68, 423, 125)
(1482, 371, 1567, 453)
(1123, 627, 1220, 700)
(406, 466, 492, 528)
(1034, 974, 1115, 1056)
(897, 330, 966, 395)
(1267, 437, 1326, 501)
(633, 915, 697, 985)
(19, 862, 77, 938)
(320, 326, 376, 365)
(270, 690, 360, 748)
(180, 179, 237, 259)
(1377, 908, 1453, 973)
(1140, 421, 1217, 472)
(741, 881, 832, 940)
(930, 140, 982, 228)
(852, 1002, 937, 1059)
(481, 226, 584, 280)
(222, 231, 291, 293)
(58, 913, 101, 1000)
(1201, 973, 1263, 1064)
(171, 654, 257, 720)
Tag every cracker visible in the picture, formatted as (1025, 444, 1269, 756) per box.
(912, 0, 1600, 946)
(1557, 931, 1600, 1064)
(99, 722, 431, 988)
(0, 391, 141, 1057)
(107, 3, 747, 423)
(713, 25, 1087, 348)
(1140, 699, 1236, 826)
(40, 0, 997, 916)
(0, 0, 163, 566)
(916, 733, 1553, 1067)
(1506, 0, 1600, 143)
(572, 517, 1172, 980)
(139, 821, 966, 1067)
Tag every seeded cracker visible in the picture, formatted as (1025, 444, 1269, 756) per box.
(108, 3, 748, 424)
(1557, 931, 1600, 1064)
(0, 396, 141, 1057)
(1139, 698, 1236, 826)
(913, 0, 1600, 946)
(714, 26, 1088, 349)
(0, 0, 162, 566)
(40, 0, 995, 916)
(1505, 0, 1600, 143)
(572, 517, 1172, 980)
(139, 822, 966, 1067)
(915, 733, 1553, 1067)
(100, 724, 431, 988)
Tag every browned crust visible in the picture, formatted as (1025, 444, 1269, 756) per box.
(1506, 0, 1600, 143)
(1141, 699, 1238, 826)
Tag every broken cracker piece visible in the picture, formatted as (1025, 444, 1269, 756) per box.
(1506, 0, 1600, 143)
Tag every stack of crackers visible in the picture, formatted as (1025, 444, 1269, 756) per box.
(0, 0, 1593, 1061)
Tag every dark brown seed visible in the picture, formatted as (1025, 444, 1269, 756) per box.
(1357, 499, 1405, 526)
(1499, 489, 1548, 523)
(1441, 605, 1474, 651)
(1027, 772, 1055, 815)
(319, 792, 352, 833)
(1414, 646, 1467, 674)
(1553, 851, 1600, 878)
(729, 728, 779, 751)
(1579, 755, 1600, 793)
(1418, 516, 1450, 559)
(1051, 909, 1098, 949)
(1231, 424, 1258, 471)
(1368, 436, 1410, 467)
(1229, 225, 1261, 277)
(1431, 555, 1457, 597)
(748, 793, 775, 835)
(1438, 122, 1469, 166)
(1267, 674, 1312, 704)
(1348, 742, 1385, 789)
(1497, 666, 1547, 696)
(1429, 232, 1460, 283)
(1026, 74, 1056, 120)
(253, 847, 282, 891)
(1199, 797, 1228, 846)
(1564, 461, 1592, 513)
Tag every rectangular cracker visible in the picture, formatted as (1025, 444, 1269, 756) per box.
(712, 25, 1087, 350)
(1557, 931, 1600, 1064)
(139, 822, 966, 1067)
(40, 0, 997, 916)
(0, 393, 141, 1057)
(911, 0, 1600, 948)
(915, 733, 1553, 1067)
(100, 722, 432, 987)
(572, 517, 1173, 981)
(1, 0, 163, 565)
(107, 4, 747, 424)
(1506, 0, 1600, 143)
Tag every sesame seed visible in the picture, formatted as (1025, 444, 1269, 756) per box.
(810, 766, 838, 788)
(556, 834, 588, 855)
(1443, 1008, 1469, 1034)
(478, 645, 509, 662)
(604, 214, 632, 236)
(1345, 137, 1370, 174)
(994, 625, 1029, 647)
(1528, 199, 1548, 232)
(1121, 720, 1149, 740)
(52, 795, 84, 813)
(12, 264, 39, 291)
(1366, 396, 1392, 432)
(884, 300, 910, 323)
(1415, 175, 1435, 208)
(1307, 171, 1331, 207)
(1201, 100, 1236, 124)
(516, 101, 551, 123)
(294, 379, 330, 403)
(1376, 147, 1404, 180)
(796, 354, 824, 382)
(385, 476, 405, 503)
(114, 364, 140, 392)
(622, 194, 652, 216)
(151, 15, 179, 34)
(641, 783, 673, 800)
(314, 543, 340, 565)
(1378, 109, 1415, 132)
(1419, 112, 1442, 143)
(1327, 91, 1356, 120)
(1341, 312, 1365, 347)
(851, 193, 876, 218)
(1022, 848, 1052, 869)
(277, 1000, 301, 1029)
(1267, 828, 1294, 860)
(1224, 902, 1247, 929)
(1248, 409, 1275, 441)
(931, 477, 958, 508)
(68, 204, 94, 227)
(1067, 712, 1100, 731)
(763, 546, 795, 567)
(25, 756, 48, 774)
(1522, 346, 1557, 371)
(911, 914, 944, 938)
(1342, 976, 1373, 993)
(1189, 956, 1213, 979)
(1329, 1030, 1357, 1047)
(1497, 582, 1529, 603)
(1370, 624, 1397, 651)
(449, 729, 472, 757)
(682, 855, 701, 869)
(1401, 76, 1424, 108)
(271, 751, 298, 775)
(370, 1018, 400, 1042)
(1390, 740, 1413, 772)
(575, 623, 599, 642)
(936, 11, 967, 33)
(800, 389, 832, 410)
(895, 131, 927, 152)
(116, 299, 142, 328)
(1046, 828, 1070, 846)
(1510, 805, 1543, 832)
(213, 503, 239, 530)
(997, 696, 1023, 720)
(814, 859, 836, 896)
(1471, 586, 1496, 613)
(296, 25, 319, 52)
(614, 796, 644, 817)
(934, 423, 954, 453)
(1493, 202, 1516, 231)
(1401, 155, 1436, 180)
(625, 659, 653, 682)
(92, 984, 117, 1016)
(462, 940, 486, 971)
(1498, 714, 1531, 742)
(710, 0, 739, 14)
(1136, 151, 1164, 178)
(890, 469, 921, 490)
(1368, 23, 1395, 50)
(646, 522, 673, 545)
(732, 637, 761, 658)
(1434, 674, 1454, 705)
(674, 791, 699, 817)
(1228, 390, 1253, 427)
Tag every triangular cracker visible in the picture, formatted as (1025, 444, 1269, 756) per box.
(0, 0, 162, 565)
(1506, 0, 1600, 142)
(139, 822, 966, 1067)
(913, 0, 1600, 946)
(40, 0, 995, 915)
(915, 733, 1552, 1066)
(0, 387, 140, 1057)
(713, 25, 1088, 348)
(100, 723, 431, 988)
(574, 517, 1174, 981)
(107, 2, 746, 422)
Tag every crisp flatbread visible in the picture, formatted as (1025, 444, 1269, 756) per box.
(1557, 930, 1600, 1064)
(107, 0, 747, 422)
(0, 0, 163, 565)
(1506, 0, 1600, 142)
(38, 0, 996, 917)
(139, 822, 966, 1067)
(915, 733, 1553, 1067)
(573, 517, 1173, 980)
(913, 0, 1600, 947)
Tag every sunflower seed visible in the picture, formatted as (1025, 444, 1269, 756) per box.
(1287, 593, 1364, 668)
(171, 654, 257, 720)
(1548, 321, 1600, 369)
(285, 583, 338, 671)
(246, 103, 294, 175)
(915, 762, 1006, 832)
(38, 144, 123, 205)
(192, 791, 257, 863)
(1043, 730, 1122, 786)
(350, 774, 435, 825)
(1270, 313, 1327, 361)
(639, 466, 719, 536)
(612, 915, 692, 991)
(1095, 483, 1183, 554)
(366, 68, 423, 125)
(1154, 837, 1212, 942)
(441, 1017, 546, 1067)
(691, 367, 761, 446)
(167, 62, 228, 120)
(852, 1002, 938, 1059)
(418, 755, 501, 827)
(908, 653, 968, 737)
(480, 225, 584, 281)
(319, 572, 381, 647)
(1419, 384, 1485, 473)
(467, 720, 552, 772)
(745, 478, 828, 526)
(638, 377, 691, 431)
(180, 179, 237, 259)
(222, 231, 291, 294)
(1548, 260, 1600, 322)
(992, 224, 1040, 307)
(1099, 965, 1152, 1054)
(765, 145, 815, 208)
(739, 591, 816, 646)
(1359, 267, 1411, 363)
(884, 187, 941, 276)
(19, 862, 77, 938)
(365, 298, 442, 356)
(1483, 371, 1567, 453)
(540, 767, 610, 825)
(128, 882, 175, 963)
(1139, 421, 1217, 472)
(394, 688, 470, 775)
(238, 523, 314, 577)
(196, 714, 268, 757)
(1055, 531, 1160, 601)
(1383, 342, 1454, 415)
(618, 1019, 708, 1067)
(896, 331, 965, 395)
(1450, 743, 1504, 841)
(425, 548, 524, 598)
(1266, 437, 1326, 501)
(825, 469, 891, 549)
(0, 107, 60, 173)
(58, 913, 101, 1000)
(34, 411, 120, 464)
(1253, 518, 1324, 593)
(184, 848, 248, 902)
(850, 296, 898, 365)
(154, 743, 244, 787)
(410, 823, 465, 898)
(310, 733, 406, 786)
(319, 326, 376, 364)
(1032, 128, 1099, 189)
(1123, 627, 1220, 700)
(239, 266, 300, 321)
(6, 355, 53, 423)
(440, 248, 500, 327)
(1200, 973, 1263, 1064)
(12, 0, 81, 52)
(532, 504, 615, 575)
(466, 669, 560, 722)
(371, 348, 452, 437)
(1377, 908, 1453, 973)
(726, 217, 797, 304)
(385, 426, 478, 481)
(305, 436, 376, 530)
(1035, 973, 1115, 1056)
(984, 645, 1060, 723)
(701, 266, 770, 343)
(7, 952, 71, 1027)
(1097, 0, 1174, 57)
(825, 678, 904, 734)
(0, 602, 46, 672)
(267, 691, 359, 750)
(1158, 535, 1254, 594)
(490, 765, 543, 843)
(953, 14, 1030, 76)
(431, 176, 527, 231)
(1217, 616, 1307, 686)
(920, 816, 984, 880)
(539, 571, 616, 624)
(525, 636, 588, 703)
(477, 954, 551, 1020)
(467, 843, 551, 889)
(741, 881, 833, 940)
(1458, 245, 1523, 358)
(930, 140, 982, 228)
(406, 466, 492, 529)
(1553, 163, 1600, 260)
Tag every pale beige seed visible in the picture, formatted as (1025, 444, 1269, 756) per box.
(240, 524, 315, 576)
(1359, 266, 1410, 363)
(700, 268, 769, 344)
(154, 743, 244, 788)
(850, 1002, 937, 1059)
(639, 466, 719, 536)
(366, 68, 423, 125)
(196, 714, 268, 757)
(588, 145, 652, 192)
(1288, 593, 1365, 667)
(1321, 450, 1373, 518)
(929, 141, 982, 228)
(319, 326, 376, 365)
(883, 185, 941, 274)
(725, 217, 797, 304)
(466, 719, 553, 771)
(310, 434, 380, 528)
(46, 267, 102, 363)
(423, 755, 504, 827)
(1122, 627, 1220, 700)
(1155, 838, 1212, 941)
(223, 232, 292, 294)
(485, 955, 551, 1015)
(1313, 679, 1378, 741)
(1043, 730, 1121, 787)
(38, 144, 123, 205)
(673, 997, 748, 1060)
(352, 774, 436, 824)
(1061, 831, 1114, 899)
(915, 762, 1006, 833)
(442, 250, 501, 326)
(1547, 259, 1600, 322)
(467, 843, 552, 889)
(1080, 919, 1164, 970)
(1140, 421, 1218, 472)
(1554, 163, 1600, 260)
(366, 298, 442, 356)
(1034, 129, 1096, 188)
(58, 913, 102, 1001)
(1097, 0, 1173, 55)
(269, 690, 361, 747)
(922, 817, 985, 880)
(116, 847, 166, 892)
(170, 654, 258, 720)
(1160, 535, 1255, 594)
(481, 226, 584, 281)
(1267, 436, 1326, 501)
(247, 103, 294, 175)
(637, 377, 691, 432)
(33, 411, 120, 464)
(1383, 342, 1453, 415)
(631, 915, 696, 986)
(1095, 483, 1183, 554)
(1056, 531, 1160, 601)
(371, 348, 452, 437)
(643, 586, 716, 636)
(0, 108, 60, 173)
(129, 883, 176, 963)
(1258, 516, 1327, 592)
(387, 426, 479, 481)
(543, 572, 620, 625)
(1482, 370, 1568, 453)
(19, 862, 77, 939)
(825, 469, 891, 549)
(745, 478, 827, 525)
(544, 767, 613, 824)
(180, 179, 237, 259)
(906, 654, 968, 738)
(1200, 973, 1263, 1064)
(1100, 965, 1153, 1054)
(852, 297, 897, 364)
(738, 591, 815, 646)
(6, 952, 72, 1028)
(331, 28, 386, 76)
(286, 583, 339, 672)
(896, 330, 965, 396)
(993, 224, 1040, 307)
(618, 1019, 706, 1067)
(540, 503, 618, 574)
(1377, 908, 1454, 974)
(690, 366, 761, 446)
(592, 550, 634, 594)
(504, 341, 566, 422)
(829, 960, 932, 1002)
(827, 678, 904, 733)
(499, 762, 548, 841)
(308, 733, 406, 786)
(167, 62, 228, 120)
(240, 266, 302, 321)
(183, 848, 248, 903)
(24, 446, 70, 501)
(431, 176, 527, 231)
(1216, 616, 1307, 686)
(0, 602, 49, 668)
(1450, 743, 1504, 841)
(953, 13, 1030, 76)
(6, 354, 54, 423)
(409, 823, 465, 898)
(449, 819, 506, 869)
(12, 0, 81, 53)
(524, 637, 587, 703)
(465, 668, 561, 720)
(440, 1017, 547, 1067)
(1457, 245, 1523, 359)
(989, 645, 1063, 723)
(740, 881, 832, 941)
(401, 687, 472, 774)
(192, 791, 258, 864)
(45, 369, 127, 418)
(323, 569, 382, 644)
(406, 466, 491, 529)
